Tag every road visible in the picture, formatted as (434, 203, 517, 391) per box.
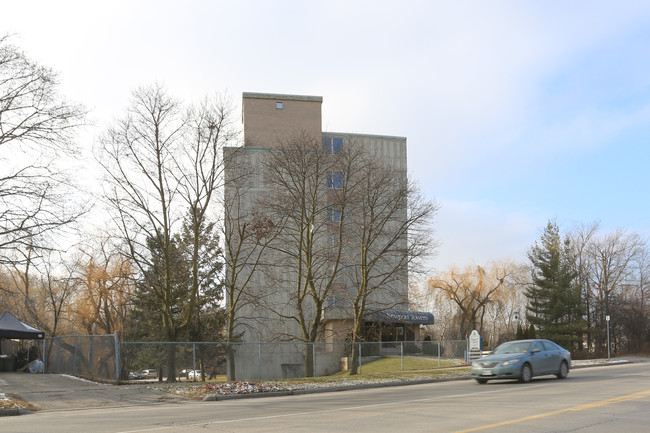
(2, 362, 650, 432)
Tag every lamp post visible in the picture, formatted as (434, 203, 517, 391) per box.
(513, 311, 519, 338)
(606, 315, 611, 360)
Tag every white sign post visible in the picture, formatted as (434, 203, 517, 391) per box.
(469, 330, 481, 351)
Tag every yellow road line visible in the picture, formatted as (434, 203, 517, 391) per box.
(455, 389, 650, 433)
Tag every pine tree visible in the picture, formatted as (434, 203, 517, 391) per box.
(526, 221, 585, 351)
(527, 323, 536, 339)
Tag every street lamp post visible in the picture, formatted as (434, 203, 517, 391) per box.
(606, 315, 611, 360)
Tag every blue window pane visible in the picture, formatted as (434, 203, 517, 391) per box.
(332, 138, 343, 154)
(322, 137, 331, 153)
(328, 207, 342, 222)
(328, 171, 344, 189)
(322, 137, 343, 154)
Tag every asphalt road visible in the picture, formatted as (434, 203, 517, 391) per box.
(2, 362, 650, 432)
(0, 372, 189, 411)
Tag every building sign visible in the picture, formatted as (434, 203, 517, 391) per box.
(369, 310, 435, 325)
(469, 330, 481, 351)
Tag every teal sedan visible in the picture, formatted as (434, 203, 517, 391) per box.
(471, 339, 571, 384)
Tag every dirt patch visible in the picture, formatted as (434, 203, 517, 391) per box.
(3, 393, 39, 411)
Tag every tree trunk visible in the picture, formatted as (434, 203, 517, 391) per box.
(226, 343, 236, 381)
(304, 342, 314, 377)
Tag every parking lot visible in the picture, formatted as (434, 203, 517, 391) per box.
(0, 372, 190, 411)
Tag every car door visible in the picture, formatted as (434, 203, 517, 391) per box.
(529, 341, 552, 375)
(538, 341, 560, 374)
(541, 340, 562, 372)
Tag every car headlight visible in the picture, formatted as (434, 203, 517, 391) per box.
(501, 359, 521, 366)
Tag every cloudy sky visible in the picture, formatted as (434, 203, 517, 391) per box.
(2, 1, 650, 271)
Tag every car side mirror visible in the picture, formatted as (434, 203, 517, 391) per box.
(532, 349, 540, 354)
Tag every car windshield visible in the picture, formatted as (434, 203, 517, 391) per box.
(492, 341, 531, 354)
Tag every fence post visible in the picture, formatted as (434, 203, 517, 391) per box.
(258, 343, 262, 381)
(438, 341, 441, 367)
(43, 339, 47, 374)
(57, 338, 61, 373)
(193, 343, 197, 381)
(90, 335, 95, 379)
(74, 336, 78, 375)
(359, 343, 362, 375)
(114, 332, 120, 382)
(401, 341, 404, 371)
(313, 343, 317, 377)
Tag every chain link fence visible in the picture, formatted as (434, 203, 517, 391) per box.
(43, 336, 469, 383)
(44, 334, 119, 381)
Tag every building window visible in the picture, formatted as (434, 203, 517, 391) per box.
(327, 171, 344, 189)
(276, 102, 283, 109)
(327, 234, 339, 247)
(327, 207, 342, 222)
(322, 137, 343, 154)
(325, 296, 346, 308)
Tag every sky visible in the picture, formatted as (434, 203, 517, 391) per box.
(2, 0, 650, 272)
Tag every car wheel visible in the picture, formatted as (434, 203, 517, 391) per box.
(476, 379, 488, 384)
(556, 361, 569, 379)
(519, 363, 532, 383)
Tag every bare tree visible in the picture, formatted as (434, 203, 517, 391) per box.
(569, 221, 600, 349)
(259, 131, 349, 376)
(73, 237, 135, 335)
(622, 246, 650, 352)
(0, 35, 86, 266)
(428, 262, 517, 340)
(96, 84, 187, 379)
(173, 95, 236, 341)
(345, 153, 438, 374)
(222, 146, 280, 380)
(97, 84, 236, 379)
(481, 263, 529, 346)
(7, 248, 79, 340)
(585, 229, 645, 354)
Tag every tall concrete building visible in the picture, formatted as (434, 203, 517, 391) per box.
(223, 92, 433, 378)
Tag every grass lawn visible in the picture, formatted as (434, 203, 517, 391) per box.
(333, 356, 465, 376)
(153, 357, 469, 386)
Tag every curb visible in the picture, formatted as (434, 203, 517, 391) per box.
(204, 391, 293, 401)
(0, 408, 31, 417)
(202, 360, 634, 402)
(571, 360, 631, 369)
(203, 375, 470, 401)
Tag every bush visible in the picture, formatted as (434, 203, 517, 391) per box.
(422, 341, 437, 355)
(362, 342, 381, 356)
(404, 343, 420, 354)
(15, 346, 40, 370)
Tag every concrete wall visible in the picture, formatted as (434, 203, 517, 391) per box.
(243, 93, 322, 148)
(230, 342, 346, 381)
(225, 93, 412, 347)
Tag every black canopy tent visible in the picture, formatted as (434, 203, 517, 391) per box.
(0, 312, 45, 339)
(366, 309, 435, 343)
(0, 312, 45, 372)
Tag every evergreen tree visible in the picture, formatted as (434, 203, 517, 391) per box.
(527, 323, 536, 339)
(178, 217, 226, 380)
(178, 217, 225, 343)
(125, 222, 226, 380)
(516, 324, 524, 340)
(526, 221, 585, 350)
(126, 235, 190, 342)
